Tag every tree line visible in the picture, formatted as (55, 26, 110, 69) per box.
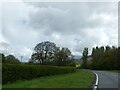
(1, 41, 77, 67)
(81, 46, 119, 70)
(29, 41, 76, 66)
(0, 54, 20, 64)
(1, 41, 119, 70)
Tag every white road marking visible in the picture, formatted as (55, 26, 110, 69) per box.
(92, 71, 99, 90)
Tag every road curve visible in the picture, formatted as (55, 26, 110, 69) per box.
(93, 71, 119, 89)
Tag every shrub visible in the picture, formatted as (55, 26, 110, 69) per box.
(2, 64, 76, 84)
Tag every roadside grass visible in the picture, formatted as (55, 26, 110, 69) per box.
(3, 69, 95, 88)
(111, 70, 120, 73)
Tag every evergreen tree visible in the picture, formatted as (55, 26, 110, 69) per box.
(82, 48, 88, 68)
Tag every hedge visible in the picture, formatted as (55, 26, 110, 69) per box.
(2, 64, 76, 84)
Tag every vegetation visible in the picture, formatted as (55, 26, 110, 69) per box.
(2, 40, 119, 88)
(29, 41, 77, 66)
(111, 70, 120, 73)
(30, 41, 59, 64)
(0, 53, 20, 64)
(3, 64, 76, 84)
(0, 53, 5, 63)
(81, 46, 119, 70)
(54, 48, 72, 66)
(3, 70, 94, 88)
(91, 46, 118, 70)
(81, 48, 88, 68)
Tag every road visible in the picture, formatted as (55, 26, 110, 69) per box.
(93, 71, 119, 89)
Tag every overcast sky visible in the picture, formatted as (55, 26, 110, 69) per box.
(0, 1, 118, 62)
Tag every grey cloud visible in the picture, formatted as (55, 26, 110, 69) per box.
(27, 2, 117, 56)
(1, 2, 118, 61)
(0, 41, 9, 48)
(28, 2, 117, 36)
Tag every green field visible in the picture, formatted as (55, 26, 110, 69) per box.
(3, 70, 95, 88)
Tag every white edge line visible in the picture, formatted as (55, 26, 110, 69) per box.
(94, 72, 98, 85)
(92, 71, 99, 90)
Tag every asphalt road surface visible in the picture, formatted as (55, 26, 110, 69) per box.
(93, 71, 119, 89)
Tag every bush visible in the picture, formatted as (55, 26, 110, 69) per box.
(2, 64, 76, 84)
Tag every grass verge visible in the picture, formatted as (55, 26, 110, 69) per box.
(111, 70, 120, 73)
(3, 69, 94, 88)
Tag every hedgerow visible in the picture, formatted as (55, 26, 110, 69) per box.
(2, 64, 76, 84)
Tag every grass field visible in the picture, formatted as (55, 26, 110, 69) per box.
(3, 69, 95, 88)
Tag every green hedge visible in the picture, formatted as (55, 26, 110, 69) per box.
(2, 64, 76, 84)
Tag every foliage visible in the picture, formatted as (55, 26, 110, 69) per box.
(2, 64, 76, 84)
(5, 55, 20, 64)
(30, 41, 59, 64)
(53, 48, 72, 66)
(0, 53, 5, 63)
(0, 53, 20, 64)
(86, 60, 92, 69)
(30, 41, 75, 66)
(91, 46, 119, 70)
(81, 48, 88, 68)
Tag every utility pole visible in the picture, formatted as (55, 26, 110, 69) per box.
(21, 56, 23, 63)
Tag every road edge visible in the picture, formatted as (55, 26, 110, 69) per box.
(92, 71, 98, 90)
